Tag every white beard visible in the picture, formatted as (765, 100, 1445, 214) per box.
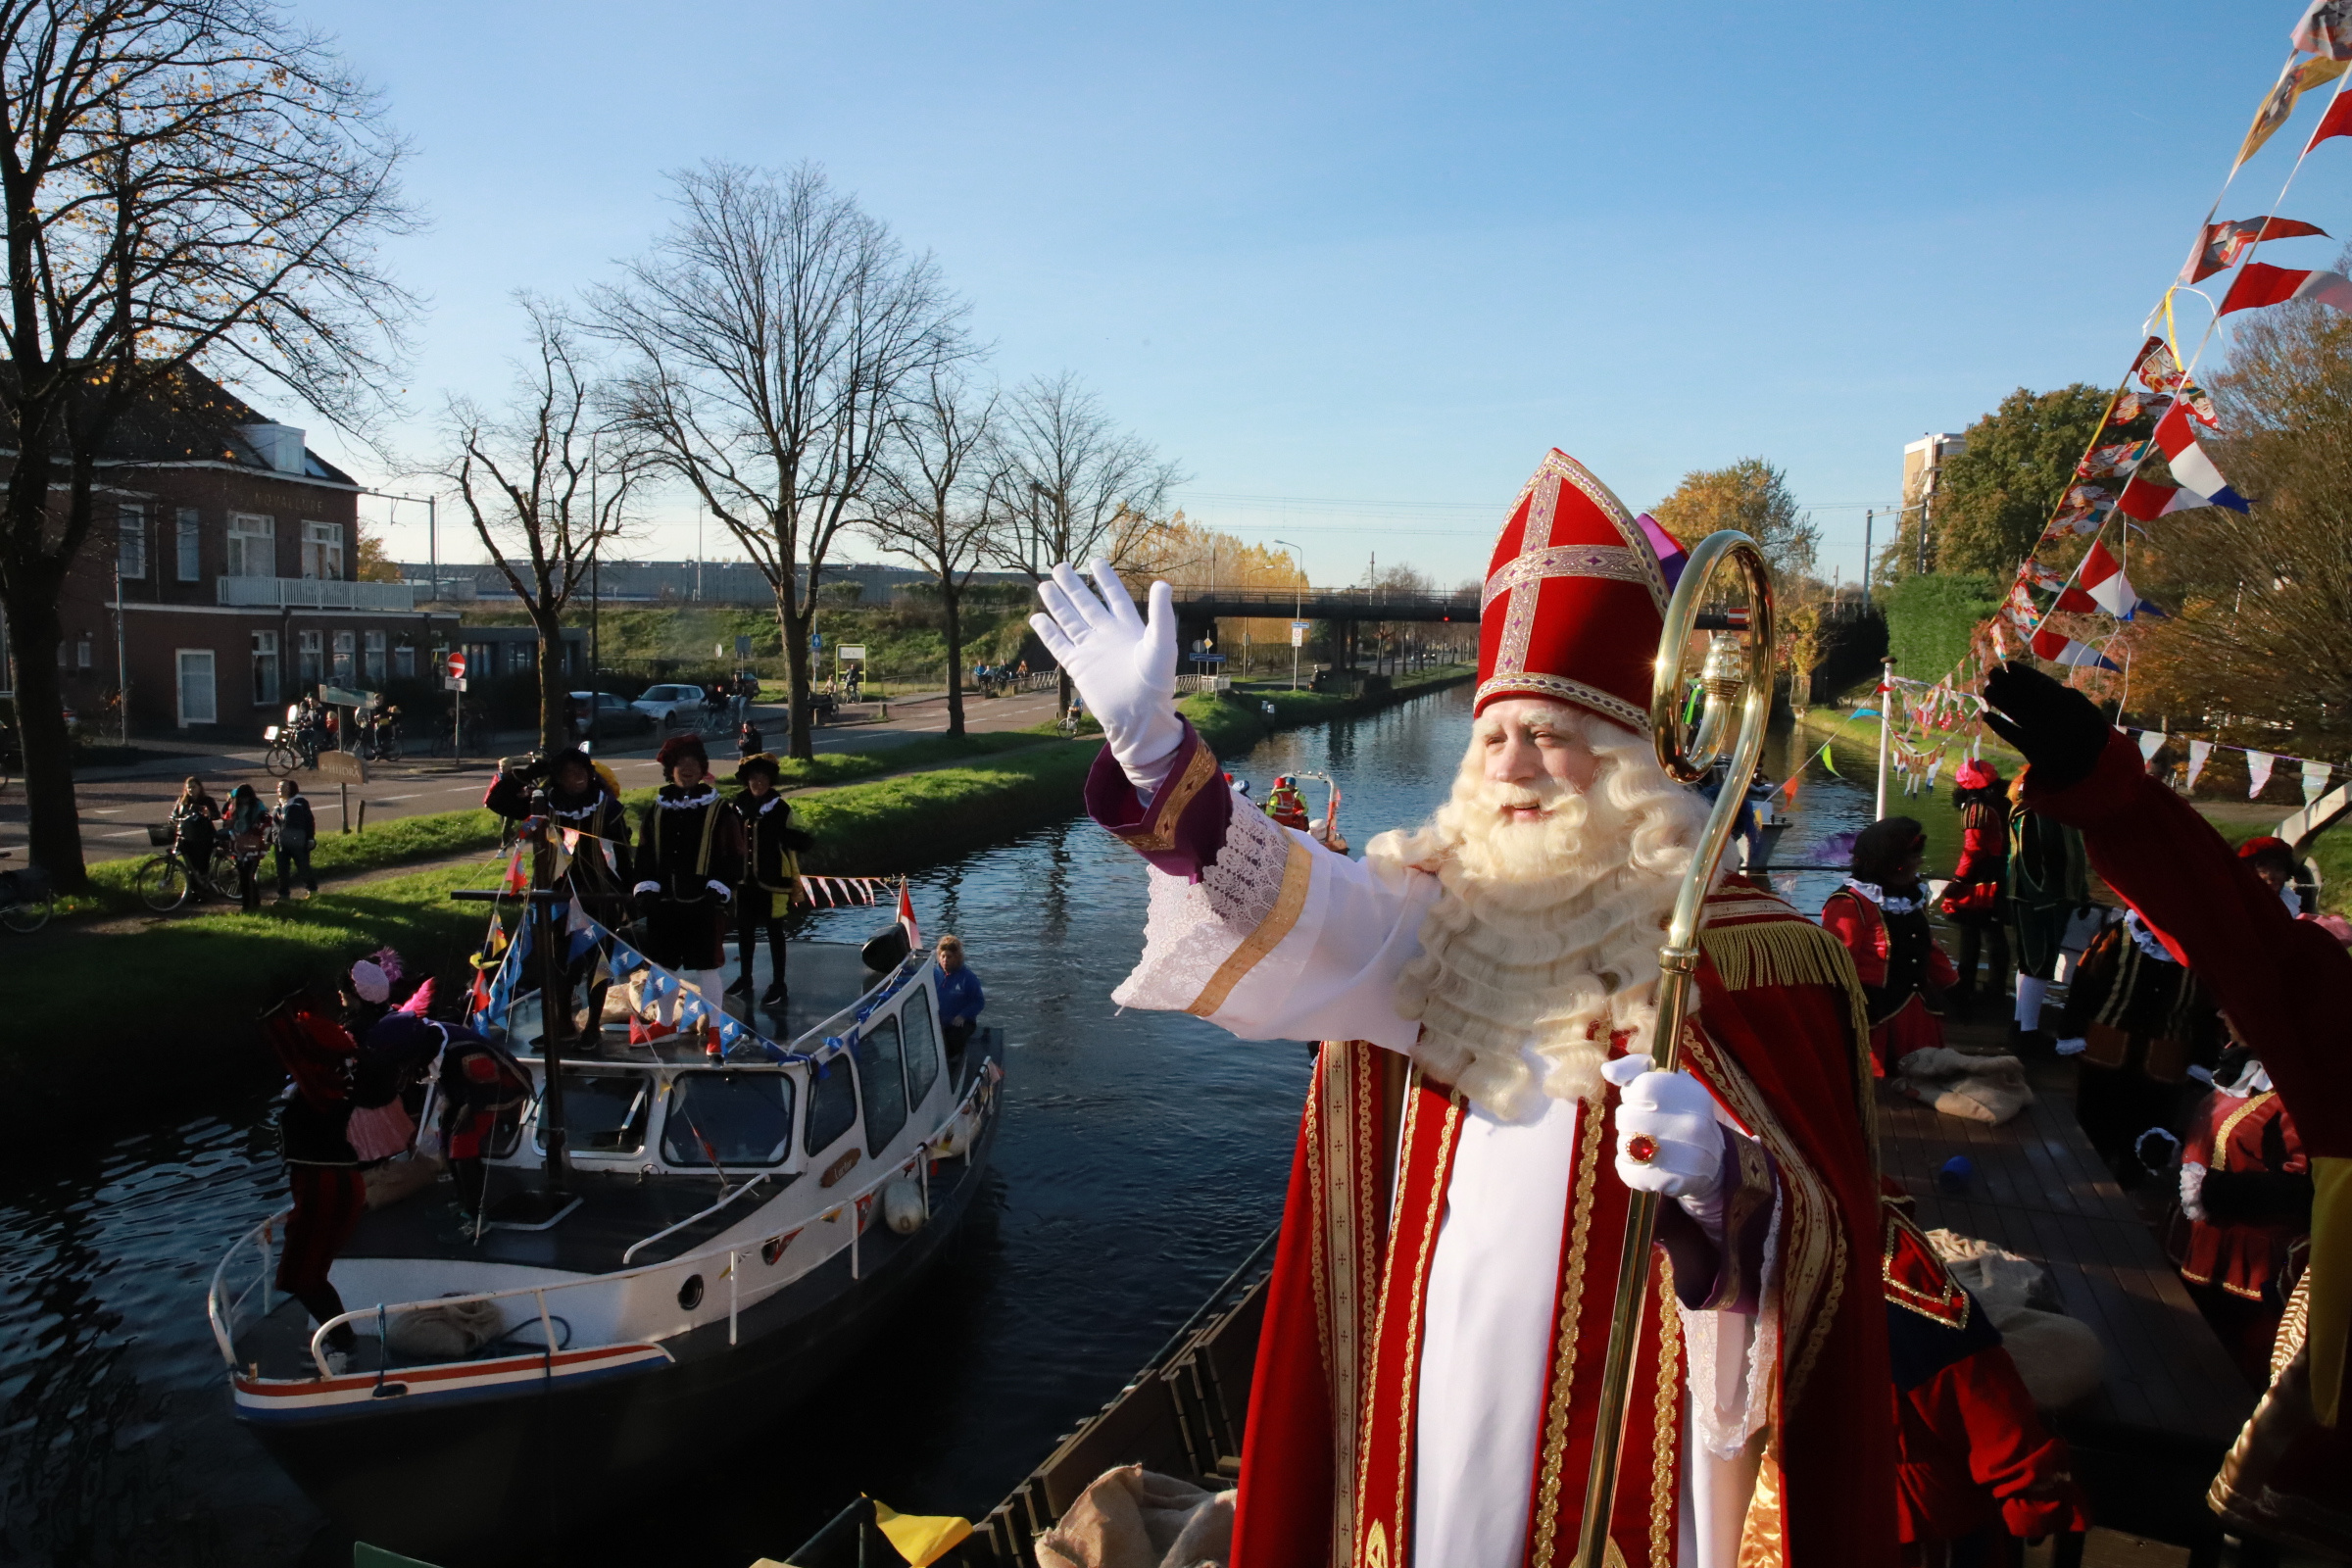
(1365, 712, 1710, 1121)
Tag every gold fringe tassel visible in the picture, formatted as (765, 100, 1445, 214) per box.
(1702, 916, 1880, 1173)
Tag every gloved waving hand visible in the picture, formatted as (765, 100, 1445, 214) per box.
(1981, 661, 2113, 793)
(1030, 560, 1183, 787)
(1602, 1054, 1725, 1205)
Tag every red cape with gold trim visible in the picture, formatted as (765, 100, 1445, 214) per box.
(1229, 877, 1898, 1568)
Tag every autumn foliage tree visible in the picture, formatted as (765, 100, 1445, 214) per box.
(2119, 285, 2352, 743)
(1650, 458, 1819, 582)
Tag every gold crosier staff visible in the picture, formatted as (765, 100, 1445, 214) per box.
(1573, 530, 1776, 1568)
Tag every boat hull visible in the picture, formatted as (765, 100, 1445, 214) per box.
(243, 1062, 1003, 1558)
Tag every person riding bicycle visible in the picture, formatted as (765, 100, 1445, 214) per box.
(703, 681, 729, 731)
(171, 777, 220, 878)
(284, 697, 325, 765)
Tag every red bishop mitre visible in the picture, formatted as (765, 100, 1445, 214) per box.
(1475, 449, 1672, 731)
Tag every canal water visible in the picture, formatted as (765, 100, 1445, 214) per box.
(0, 686, 1907, 1567)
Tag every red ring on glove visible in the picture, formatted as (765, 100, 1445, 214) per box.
(1626, 1133, 1660, 1164)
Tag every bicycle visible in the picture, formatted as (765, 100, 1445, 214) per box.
(425, 713, 489, 759)
(0, 849, 51, 933)
(262, 723, 322, 779)
(132, 825, 241, 911)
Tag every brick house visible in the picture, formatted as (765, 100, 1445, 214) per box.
(11, 371, 458, 742)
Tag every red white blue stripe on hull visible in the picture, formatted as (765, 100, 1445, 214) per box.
(231, 1342, 673, 1424)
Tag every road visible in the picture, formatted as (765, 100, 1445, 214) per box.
(0, 687, 1067, 868)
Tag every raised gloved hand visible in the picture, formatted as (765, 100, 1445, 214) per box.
(1602, 1054, 1725, 1204)
(1981, 661, 2113, 793)
(1029, 559, 1182, 786)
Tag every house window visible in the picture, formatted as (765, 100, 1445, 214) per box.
(393, 643, 416, 680)
(251, 631, 279, 706)
(300, 520, 343, 581)
(363, 630, 385, 687)
(74, 639, 91, 669)
(175, 509, 202, 582)
(226, 514, 274, 577)
(296, 629, 320, 691)
(331, 630, 355, 685)
(175, 650, 217, 727)
(118, 506, 146, 578)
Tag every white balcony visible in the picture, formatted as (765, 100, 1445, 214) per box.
(216, 576, 418, 612)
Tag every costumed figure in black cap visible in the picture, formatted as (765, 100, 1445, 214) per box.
(483, 746, 635, 1048)
(727, 752, 812, 1008)
(633, 733, 746, 1027)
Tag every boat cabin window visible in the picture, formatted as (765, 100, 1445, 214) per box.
(854, 1013, 908, 1154)
(536, 1068, 651, 1155)
(902, 986, 941, 1108)
(662, 1071, 796, 1167)
(804, 1057, 858, 1157)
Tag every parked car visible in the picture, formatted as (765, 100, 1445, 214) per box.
(629, 683, 708, 728)
(569, 691, 654, 738)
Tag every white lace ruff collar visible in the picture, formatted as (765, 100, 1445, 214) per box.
(1843, 877, 1924, 915)
(2123, 909, 2179, 963)
(658, 784, 719, 809)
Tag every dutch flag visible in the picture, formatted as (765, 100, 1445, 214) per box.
(2152, 404, 2250, 512)
(2081, 540, 2166, 622)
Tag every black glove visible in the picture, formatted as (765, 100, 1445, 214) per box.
(2199, 1169, 2316, 1226)
(1981, 662, 2112, 792)
(781, 826, 815, 853)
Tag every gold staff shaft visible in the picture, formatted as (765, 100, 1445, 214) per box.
(1573, 530, 1775, 1568)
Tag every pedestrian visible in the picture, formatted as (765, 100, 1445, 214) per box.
(727, 753, 812, 1007)
(1940, 759, 2012, 1018)
(1822, 816, 1959, 1075)
(273, 779, 318, 901)
(2007, 775, 2089, 1050)
(2053, 905, 2222, 1186)
(221, 782, 270, 910)
(934, 933, 984, 1060)
(632, 734, 745, 1041)
(737, 720, 762, 760)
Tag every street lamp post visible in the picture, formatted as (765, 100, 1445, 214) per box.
(1275, 538, 1304, 692)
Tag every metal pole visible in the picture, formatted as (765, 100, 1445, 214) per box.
(590, 439, 601, 751)
(1875, 656, 1895, 820)
(1276, 538, 1303, 692)
(115, 542, 127, 746)
(427, 495, 437, 602)
(1861, 510, 1874, 608)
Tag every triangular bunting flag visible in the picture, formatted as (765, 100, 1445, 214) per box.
(2082, 540, 2165, 620)
(2030, 624, 2122, 671)
(2304, 760, 2332, 803)
(2136, 729, 2166, 761)
(2153, 403, 2251, 511)
(2186, 739, 2214, 789)
(2248, 751, 2278, 799)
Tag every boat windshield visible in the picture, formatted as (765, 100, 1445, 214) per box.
(535, 1068, 651, 1155)
(662, 1071, 796, 1167)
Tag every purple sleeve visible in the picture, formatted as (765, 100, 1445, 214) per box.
(1083, 721, 1236, 883)
(1657, 1127, 1777, 1314)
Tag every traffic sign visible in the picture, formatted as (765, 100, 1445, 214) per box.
(1291, 622, 1306, 647)
(447, 652, 467, 680)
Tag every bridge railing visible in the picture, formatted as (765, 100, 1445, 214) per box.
(1164, 587, 1483, 620)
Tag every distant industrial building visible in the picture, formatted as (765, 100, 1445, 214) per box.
(400, 559, 1033, 606)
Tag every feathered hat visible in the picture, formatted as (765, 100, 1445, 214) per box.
(734, 751, 782, 781)
(1474, 449, 1673, 731)
(1954, 759, 2002, 791)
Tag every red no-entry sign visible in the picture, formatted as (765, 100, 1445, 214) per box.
(447, 652, 467, 679)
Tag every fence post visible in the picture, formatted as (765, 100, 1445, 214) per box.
(340, 781, 350, 834)
(358, 799, 368, 835)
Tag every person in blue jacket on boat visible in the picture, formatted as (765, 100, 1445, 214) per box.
(935, 933, 985, 1058)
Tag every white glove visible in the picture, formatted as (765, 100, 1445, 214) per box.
(1602, 1055, 1725, 1203)
(2180, 1159, 2208, 1223)
(632, 880, 661, 896)
(1029, 559, 1182, 786)
(2054, 1036, 2087, 1056)
(707, 879, 733, 902)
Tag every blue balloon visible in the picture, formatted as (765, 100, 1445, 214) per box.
(1936, 1155, 1975, 1193)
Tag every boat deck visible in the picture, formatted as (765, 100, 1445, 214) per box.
(1877, 1048, 2255, 1550)
(510, 937, 888, 1059)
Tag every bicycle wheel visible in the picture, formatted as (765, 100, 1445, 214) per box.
(136, 856, 191, 911)
(264, 742, 299, 778)
(0, 888, 50, 932)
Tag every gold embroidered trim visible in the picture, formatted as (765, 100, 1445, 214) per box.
(1389, 1084, 1460, 1557)
(1117, 741, 1219, 854)
(1350, 1069, 1432, 1565)
(1314, 1044, 1374, 1568)
(1882, 1209, 1971, 1329)
(1482, 543, 1656, 609)
(1529, 1097, 1610, 1568)
(2211, 1090, 2277, 1174)
(1473, 671, 1652, 734)
(1188, 837, 1312, 1017)
(1650, 1258, 1683, 1568)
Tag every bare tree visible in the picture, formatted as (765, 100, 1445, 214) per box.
(0, 0, 416, 888)
(437, 297, 639, 753)
(592, 160, 967, 760)
(987, 371, 1186, 713)
(863, 369, 999, 736)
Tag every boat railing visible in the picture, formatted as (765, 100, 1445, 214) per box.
(207, 1205, 292, 1365)
(618, 1172, 773, 1266)
(291, 1057, 1002, 1379)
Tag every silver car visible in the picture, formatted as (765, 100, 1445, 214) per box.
(629, 683, 708, 728)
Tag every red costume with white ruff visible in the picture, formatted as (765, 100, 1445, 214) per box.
(1073, 451, 1896, 1566)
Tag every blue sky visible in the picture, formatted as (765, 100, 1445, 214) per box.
(296, 0, 2345, 590)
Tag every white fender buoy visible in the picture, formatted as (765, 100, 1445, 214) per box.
(882, 1176, 926, 1235)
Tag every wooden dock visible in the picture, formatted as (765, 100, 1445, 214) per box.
(1879, 1048, 2256, 1557)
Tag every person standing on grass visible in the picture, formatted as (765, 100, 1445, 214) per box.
(935, 934, 984, 1059)
(273, 780, 318, 901)
(221, 783, 270, 911)
(171, 776, 220, 888)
